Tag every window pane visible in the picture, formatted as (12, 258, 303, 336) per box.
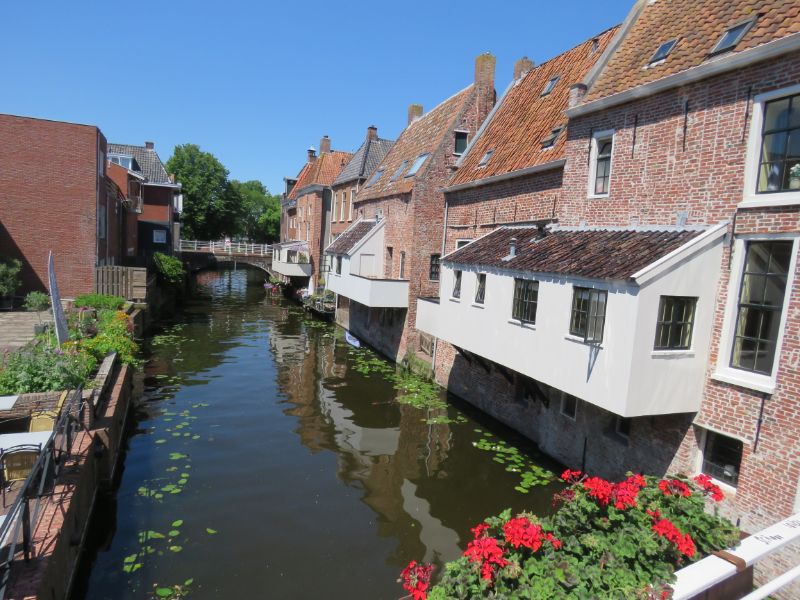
(758, 162, 784, 192)
(453, 271, 461, 298)
(764, 97, 791, 132)
(702, 431, 742, 487)
(761, 132, 788, 162)
(429, 255, 440, 281)
(476, 274, 486, 303)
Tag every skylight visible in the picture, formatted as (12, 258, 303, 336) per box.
(364, 168, 384, 188)
(711, 18, 756, 55)
(109, 154, 134, 170)
(404, 153, 430, 178)
(390, 161, 409, 181)
(649, 39, 678, 65)
(541, 126, 564, 149)
(477, 150, 494, 167)
(541, 76, 560, 96)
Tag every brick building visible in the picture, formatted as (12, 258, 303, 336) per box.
(105, 161, 143, 262)
(325, 54, 496, 361)
(274, 138, 352, 293)
(0, 114, 122, 298)
(107, 142, 183, 258)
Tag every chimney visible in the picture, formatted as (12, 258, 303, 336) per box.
(366, 125, 378, 141)
(569, 84, 588, 109)
(320, 135, 331, 154)
(145, 141, 154, 150)
(509, 237, 517, 258)
(514, 57, 535, 80)
(408, 104, 423, 125)
(307, 146, 317, 163)
(474, 53, 496, 91)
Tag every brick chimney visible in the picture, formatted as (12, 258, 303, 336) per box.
(320, 135, 331, 154)
(568, 84, 588, 109)
(474, 53, 496, 92)
(408, 104, 423, 125)
(367, 125, 378, 141)
(145, 141, 154, 149)
(307, 146, 317, 163)
(514, 57, 535, 80)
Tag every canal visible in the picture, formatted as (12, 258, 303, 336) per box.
(75, 268, 561, 599)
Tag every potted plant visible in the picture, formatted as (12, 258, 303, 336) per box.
(0, 258, 21, 310)
(790, 163, 800, 190)
(24, 291, 51, 333)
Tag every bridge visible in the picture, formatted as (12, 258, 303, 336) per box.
(178, 239, 273, 273)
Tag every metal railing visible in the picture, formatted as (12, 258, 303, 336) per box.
(178, 239, 272, 256)
(0, 387, 84, 599)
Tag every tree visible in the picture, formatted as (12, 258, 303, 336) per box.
(229, 179, 282, 243)
(166, 144, 243, 240)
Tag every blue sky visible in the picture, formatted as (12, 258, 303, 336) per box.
(1, 1, 631, 194)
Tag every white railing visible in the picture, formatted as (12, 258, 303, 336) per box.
(178, 240, 272, 256)
(672, 512, 800, 599)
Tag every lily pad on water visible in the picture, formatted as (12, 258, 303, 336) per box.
(206, 528, 217, 535)
(172, 520, 183, 527)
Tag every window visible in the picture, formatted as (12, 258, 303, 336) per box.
(365, 168, 384, 187)
(711, 18, 756, 56)
(654, 296, 697, 350)
(429, 254, 441, 281)
(405, 153, 430, 177)
(109, 154, 133, 170)
(475, 273, 486, 304)
(340, 192, 347, 222)
(591, 133, 614, 196)
(701, 430, 743, 487)
(731, 240, 792, 374)
(756, 92, 800, 194)
(419, 332, 434, 356)
(570, 287, 607, 343)
(399, 251, 406, 279)
(349, 189, 354, 220)
(336, 256, 342, 275)
(153, 229, 167, 244)
(512, 278, 538, 324)
(390, 161, 409, 181)
(332, 193, 338, 222)
(615, 417, 631, 438)
(456, 239, 472, 249)
(478, 150, 494, 167)
(541, 76, 560, 96)
(541, 126, 564, 149)
(98, 205, 107, 240)
(454, 131, 469, 155)
(649, 39, 678, 65)
(560, 394, 577, 420)
(452, 270, 462, 299)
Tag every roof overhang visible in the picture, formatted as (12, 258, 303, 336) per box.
(568, 33, 800, 119)
(293, 183, 326, 197)
(443, 159, 566, 193)
(324, 218, 383, 256)
(144, 181, 182, 190)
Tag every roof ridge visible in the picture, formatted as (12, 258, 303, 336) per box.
(525, 23, 623, 73)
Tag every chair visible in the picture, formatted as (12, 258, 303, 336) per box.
(0, 445, 41, 508)
(27, 391, 67, 433)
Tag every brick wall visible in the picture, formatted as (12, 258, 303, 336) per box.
(0, 114, 103, 298)
(295, 188, 324, 290)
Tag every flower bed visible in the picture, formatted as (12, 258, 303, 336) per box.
(400, 471, 738, 599)
(0, 295, 139, 395)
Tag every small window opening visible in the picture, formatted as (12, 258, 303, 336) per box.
(454, 131, 469, 155)
(649, 39, 678, 65)
(478, 150, 494, 167)
(541, 76, 560, 96)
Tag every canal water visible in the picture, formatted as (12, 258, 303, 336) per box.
(75, 269, 561, 599)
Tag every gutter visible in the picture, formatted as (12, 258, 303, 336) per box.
(293, 183, 326, 196)
(568, 33, 800, 119)
(442, 159, 566, 193)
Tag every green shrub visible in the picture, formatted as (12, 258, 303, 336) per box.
(153, 252, 185, 286)
(24, 291, 50, 313)
(0, 258, 21, 297)
(0, 343, 97, 394)
(78, 310, 139, 366)
(74, 293, 125, 310)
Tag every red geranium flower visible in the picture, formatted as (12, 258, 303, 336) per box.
(400, 560, 434, 600)
(693, 474, 724, 502)
(658, 479, 692, 498)
(464, 536, 508, 582)
(652, 518, 696, 558)
(560, 469, 583, 483)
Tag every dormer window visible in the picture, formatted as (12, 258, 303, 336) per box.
(390, 161, 409, 181)
(541, 126, 564, 149)
(365, 168, 384, 188)
(711, 17, 757, 56)
(541, 76, 560, 96)
(109, 153, 134, 170)
(405, 153, 430, 178)
(454, 131, 469, 155)
(649, 39, 678, 65)
(477, 150, 494, 167)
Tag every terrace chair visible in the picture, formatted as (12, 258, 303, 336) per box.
(0, 445, 41, 508)
(27, 390, 67, 433)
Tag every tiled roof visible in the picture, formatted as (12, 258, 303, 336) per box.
(291, 150, 353, 197)
(356, 86, 473, 201)
(585, 0, 800, 102)
(451, 26, 619, 186)
(333, 138, 395, 187)
(443, 226, 704, 280)
(325, 219, 379, 255)
(107, 143, 172, 184)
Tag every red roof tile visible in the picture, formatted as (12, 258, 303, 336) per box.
(451, 26, 620, 186)
(444, 226, 704, 280)
(585, 0, 800, 102)
(356, 87, 473, 202)
(289, 150, 353, 199)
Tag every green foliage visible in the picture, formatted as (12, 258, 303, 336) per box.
(166, 144, 244, 239)
(24, 291, 50, 313)
(0, 343, 96, 394)
(472, 432, 553, 492)
(153, 252, 185, 287)
(78, 310, 139, 366)
(74, 293, 125, 310)
(229, 179, 281, 242)
(0, 258, 21, 297)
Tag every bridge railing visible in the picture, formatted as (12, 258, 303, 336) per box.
(179, 240, 272, 256)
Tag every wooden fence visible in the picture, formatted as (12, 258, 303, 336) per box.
(95, 266, 148, 301)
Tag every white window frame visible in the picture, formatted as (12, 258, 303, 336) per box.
(453, 130, 469, 156)
(694, 427, 741, 495)
(456, 239, 472, 249)
(587, 129, 615, 198)
(712, 233, 799, 394)
(332, 193, 338, 223)
(741, 83, 800, 208)
(348, 189, 354, 221)
(341, 191, 347, 222)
